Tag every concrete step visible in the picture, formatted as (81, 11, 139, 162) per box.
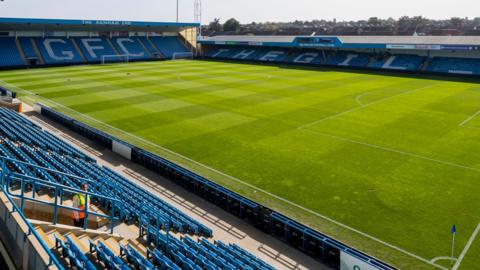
(64, 231, 89, 253)
(22, 194, 110, 229)
(34, 226, 55, 249)
(103, 237, 121, 255)
(126, 238, 148, 257)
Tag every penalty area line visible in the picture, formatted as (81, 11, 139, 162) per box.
(459, 110, 480, 127)
(298, 84, 435, 130)
(0, 79, 446, 270)
(299, 129, 480, 173)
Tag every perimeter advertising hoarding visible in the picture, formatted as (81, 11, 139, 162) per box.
(387, 44, 480, 50)
(386, 44, 441, 50)
(341, 252, 382, 270)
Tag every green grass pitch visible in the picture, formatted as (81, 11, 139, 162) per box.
(1, 60, 480, 269)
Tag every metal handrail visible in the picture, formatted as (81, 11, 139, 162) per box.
(0, 155, 99, 185)
(5, 172, 121, 233)
(0, 173, 65, 269)
(0, 155, 124, 270)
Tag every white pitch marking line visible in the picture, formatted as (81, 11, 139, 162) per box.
(459, 110, 480, 127)
(302, 129, 480, 173)
(452, 223, 480, 270)
(298, 84, 434, 130)
(355, 92, 370, 106)
(430, 256, 457, 263)
(0, 79, 447, 269)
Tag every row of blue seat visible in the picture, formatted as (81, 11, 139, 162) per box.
(0, 108, 276, 270)
(426, 57, 480, 74)
(0, 37, 24, 67)
(0, 113, 88, 159)
(55, 234, 97, 270)
(34, 37, 84, 64)
(206, 46, 480, 75)
(90, 240, 131, 270)
(0, 108, 211, 238)
(120, 244, 156, 270)
(101, 166, 212, 236)
(0, 36, 190, 66)
(146, 225, 275, 270)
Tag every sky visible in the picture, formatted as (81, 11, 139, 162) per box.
(0, 0, 478, 24)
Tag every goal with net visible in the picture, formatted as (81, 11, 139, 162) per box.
(101, 55, 130, 64)
(172, 52, 194, 60)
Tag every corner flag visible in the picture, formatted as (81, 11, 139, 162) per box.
(451, 225, 456, 267)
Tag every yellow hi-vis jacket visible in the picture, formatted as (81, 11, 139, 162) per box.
(72, 193, 89, 220)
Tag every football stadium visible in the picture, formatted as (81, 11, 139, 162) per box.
(0, 5, 479, 270)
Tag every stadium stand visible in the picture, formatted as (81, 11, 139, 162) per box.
(74, 37, 122, 62)
(34, 37, 84, 64)
(427, 57, 480, 74)
(18, 37, 39, 62)
(204, 44, 480, 76)
(286, 49, 325, 65)
(149, 36, 190, 58)
(326, 51, 372, 67)
(0, 37, 25, 67)
(1, 31, 480, 79)
(368, 54, 425, 71)
(200, 36, 480, 77)
(110, 37, 150, 60)
(0, 35, 191, 66)
(136, 36, 165, 58)
(0, 107, 276, 270)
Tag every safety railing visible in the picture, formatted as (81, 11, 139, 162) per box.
(0, 184, 64, 269)
(0, 155, 123, 269)
(5, 173, 120, 233)
(0, 160, 64, 269)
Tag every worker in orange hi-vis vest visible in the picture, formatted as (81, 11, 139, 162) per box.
(72, 183, 89, 228)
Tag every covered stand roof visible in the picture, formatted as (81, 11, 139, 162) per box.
(0, 17, 199, 32)
(199, 35, 480, 51)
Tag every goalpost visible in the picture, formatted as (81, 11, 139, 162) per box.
(101, 55, 130, 64)
(172, 52, 194, 60)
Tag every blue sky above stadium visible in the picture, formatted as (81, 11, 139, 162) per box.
(0, 0, 477, 24)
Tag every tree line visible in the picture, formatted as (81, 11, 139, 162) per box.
(203, 16, 480, 36)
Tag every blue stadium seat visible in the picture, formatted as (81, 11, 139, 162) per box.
(256, 48, 290, 62)
(55, 235, 97, 270)
(369, 54, 424, 71)
(149, 36, 190, 58)
(111, 37, 150, 60)
(0, 37, 25, 67)
(120, 244, 156, 270)
(286, 50, 324, 65)
(18, 37, 38, 60)
(136, 37, 164, 58)
(427, 57, 480, 75)
(206, 47, 236, 58)
(90, 240, 131, 270)
(326, 51, 371, 67)
(34, 37, 84, 64)
(149, 248, 181, 270)
(75, 37, 119, 62)
(0, 107, 275, 270)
